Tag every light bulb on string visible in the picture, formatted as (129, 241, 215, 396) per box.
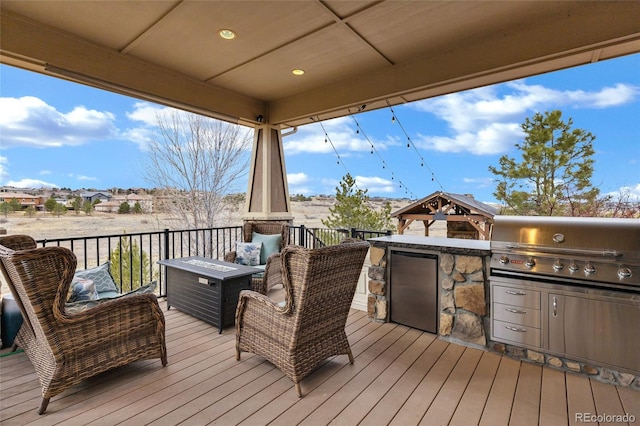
(391, 116, 396, 123)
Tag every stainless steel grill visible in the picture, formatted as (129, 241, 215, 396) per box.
(488, 215, 640, 375)
(490, 216, 640, 291)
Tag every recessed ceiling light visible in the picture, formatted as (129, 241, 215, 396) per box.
(219, 29, 236, 40)
(292, 69, 305, 76)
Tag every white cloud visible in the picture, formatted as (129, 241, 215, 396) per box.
(287, 172, 313, 194)
(412, 81, 640, 155)
(0, 156, 8, 183)
(6, 178, 59, 188)
(283, 117, 389, 155)
(126, 102, 170, 126)
(0, 96, 117, 148)
(354, 175, 395, 193)
(287, 172, 308, 185)
(417, 122, 522, 155)
(39, 170, 52, 175)
(76, 175, 98, 182)
(121, 127, 155, 151)
(463, 177, 494, 188)
(607, 183, 640, 202)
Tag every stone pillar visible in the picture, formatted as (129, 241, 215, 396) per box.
(244, 125, 293, 221)
(367, 246, 387, 322)
(439, 254, 488, 347)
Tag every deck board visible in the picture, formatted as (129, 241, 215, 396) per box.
(449, 351, 501, 426)
(539, 365, 568, 426)
(1, 300, 638, 426)
(420, 347, 483, 425)
(478, 355, 520, 426)
(510, 361, 542, 426)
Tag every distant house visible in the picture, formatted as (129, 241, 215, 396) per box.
(81, 191, 112, 204)
(391, 191, 498, 240)
(111, 194, 154, 213)
(93, 200, 120, 213)
(0, 192, 43, 210)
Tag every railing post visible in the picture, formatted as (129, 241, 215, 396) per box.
(163, 229, 170, 261)
(299, 225, 306, 247)
(351, 227, 357, 239)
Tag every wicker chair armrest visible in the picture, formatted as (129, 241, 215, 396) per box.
(235, 289, 295, 342)
(237, 289, 287, 312)
(224, 251, 237, 263)
(56, 293, 161, 324)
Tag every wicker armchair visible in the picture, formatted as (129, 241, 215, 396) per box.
(224, 221, 290, 294)
(235, 238, 369, 397)
(0, 235, 167, 414)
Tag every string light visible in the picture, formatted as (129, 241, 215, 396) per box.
(312, 117, 361, 191)
(386, 100, 444, 191)
(349, 111, 417, 199)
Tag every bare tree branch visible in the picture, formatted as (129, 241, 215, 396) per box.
(143, 110, 252, 231)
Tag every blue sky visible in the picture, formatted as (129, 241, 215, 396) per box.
(1, 54, 639, 205)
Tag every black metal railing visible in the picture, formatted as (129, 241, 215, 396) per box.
(36, 226, 391, 297)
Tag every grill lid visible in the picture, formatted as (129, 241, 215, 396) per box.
(491, 216, 640, 261)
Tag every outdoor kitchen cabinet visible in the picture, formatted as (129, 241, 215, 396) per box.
(490, 278, 640, 374)
(491, 284, 542, 348)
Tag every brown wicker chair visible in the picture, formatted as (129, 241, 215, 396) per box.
(0, 235, 167, 414)
(235, 238, 369, 397)
(224, 221, 290, 294)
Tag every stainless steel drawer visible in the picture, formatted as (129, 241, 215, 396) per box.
(493, 319, 541, 347)
(493, 285, 540, 309)
(493, 302, 541, 328)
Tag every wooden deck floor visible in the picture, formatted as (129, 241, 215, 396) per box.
(1, 300, 638, 426)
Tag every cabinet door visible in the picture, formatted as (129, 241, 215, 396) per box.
(548, 293, 640, 372)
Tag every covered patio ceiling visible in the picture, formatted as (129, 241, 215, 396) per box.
(1, 1, 639, 129)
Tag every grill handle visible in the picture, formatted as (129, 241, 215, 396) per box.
(504, 244, 622, 258)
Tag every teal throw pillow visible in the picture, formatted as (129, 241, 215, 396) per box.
(74, 261, 118, 293)
(252, 232, 282, 265)
(235, 242, 262, 266)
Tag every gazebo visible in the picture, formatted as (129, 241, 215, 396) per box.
(391, 191, 497, 239)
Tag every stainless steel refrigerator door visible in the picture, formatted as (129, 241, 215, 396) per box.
(390, 251, 438, 333)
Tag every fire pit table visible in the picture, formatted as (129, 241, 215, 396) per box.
(159, 256, 261, 333)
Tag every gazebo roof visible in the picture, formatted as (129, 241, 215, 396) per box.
(392, 191, 498, 219)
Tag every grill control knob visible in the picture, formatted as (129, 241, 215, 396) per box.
(569, 262, 579, 272)
(584, 262, 596, 275)
(498, 255, 509, 265)
(618, 268, 632, 279)
(553, 259, 564, 271)
(525, 257, 536, 269)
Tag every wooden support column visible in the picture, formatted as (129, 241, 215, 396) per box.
(244, 125, 293, 221)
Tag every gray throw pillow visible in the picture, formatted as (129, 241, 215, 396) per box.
(74, 261, 118, 293)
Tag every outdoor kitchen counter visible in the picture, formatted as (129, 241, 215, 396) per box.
(368, 235, 490, 255)
(366, 235, 492, 350)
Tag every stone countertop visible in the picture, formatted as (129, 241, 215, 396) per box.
(368, 235, 490, 255)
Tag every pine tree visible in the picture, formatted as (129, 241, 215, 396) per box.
(488, 110, 599, 216)
(322, 173, 392, 232)
(110, 238, 152, 292)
